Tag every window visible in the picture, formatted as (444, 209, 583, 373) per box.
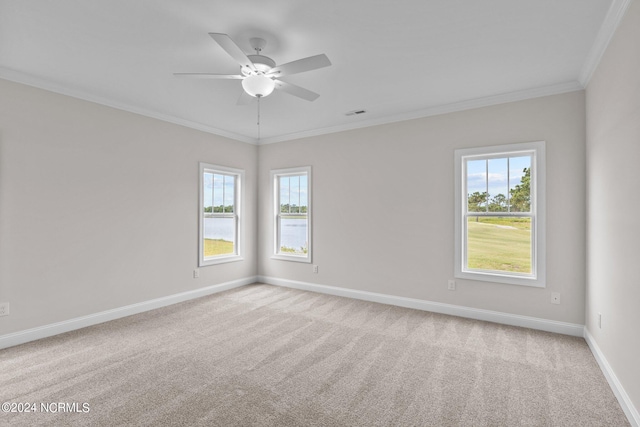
(454, 141, 545, 287)
(199, 163, 243, 266)
(272, 166, 311, 262)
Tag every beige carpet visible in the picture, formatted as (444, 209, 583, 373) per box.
(0, 284, 629, 426)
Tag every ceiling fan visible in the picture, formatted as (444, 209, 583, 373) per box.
(174, 33, 331, 103)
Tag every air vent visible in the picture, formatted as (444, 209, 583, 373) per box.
(345, 109, 367, 116)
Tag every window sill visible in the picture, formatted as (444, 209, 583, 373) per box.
(455, 270, 545, 288)
(199, 255, 243, 267)
(271, 254, 311, 263)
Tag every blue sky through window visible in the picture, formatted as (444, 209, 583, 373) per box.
(203, 172, 235, 210)
(280, 174, 308, 212)
(466, 155, 531, 197)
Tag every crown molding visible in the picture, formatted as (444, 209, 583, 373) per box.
(0, 67, 259, 145)
(579, 0, 633, 87)
(258, 80, 583, 145)
(1, 65, 583, 147)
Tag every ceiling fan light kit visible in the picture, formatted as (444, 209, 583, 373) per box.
(242, 74, 275, 98)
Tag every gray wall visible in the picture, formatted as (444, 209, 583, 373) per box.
(0, 79, 258, 335)
(586, 0, 640, 414)
(258, 91, 586, 324)
(0, 80, 588, 335)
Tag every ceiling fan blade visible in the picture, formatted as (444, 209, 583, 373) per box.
(209, 33, 256, 72)
(173, 73, 243, 79)
(237, 90, 254, 105)
(268, 54, 331, 77)
(274, 80, 320, 102)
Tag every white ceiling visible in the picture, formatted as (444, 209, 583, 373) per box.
(0, 0, 620, 144)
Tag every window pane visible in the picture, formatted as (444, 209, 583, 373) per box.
(204, 173, 236, 257)
(466, 216, 532, 274)
(274, 168, 310, 261)
(213, 174, 224, 213)
(280, 176, 290, 213)
(509, 156, 531, 212)
(224, 175, 235, 213)
(299, 175, 308, 213)
(203, 172, 213, 213)
(203, 217, 235, 257)
(467, 159, 487, 212)
(488, 158, 508, 212)
(200, 164, 243, 265)
(279, 216, 308, 255)
(202, 170, 238, 259)
(290, 175, 300, 214)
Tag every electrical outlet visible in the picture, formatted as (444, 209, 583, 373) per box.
(0, 302, 9, 317)
(193, 269, 200, 279)
(313, 265, 318, 274)
(551, 292, 560, 304)
(448, 280, 456, 291)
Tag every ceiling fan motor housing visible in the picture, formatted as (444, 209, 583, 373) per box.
(244, 55, 276, 74)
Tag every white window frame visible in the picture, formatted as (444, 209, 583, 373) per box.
(454, 141, 546, 287)
(198, 163, 244, 266)
(271, 166, 312, 263)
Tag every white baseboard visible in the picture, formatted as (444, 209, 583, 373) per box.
(584, 328, 640, 427)
(0, 276, 257, 350)
(257, 276, 585, 337)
